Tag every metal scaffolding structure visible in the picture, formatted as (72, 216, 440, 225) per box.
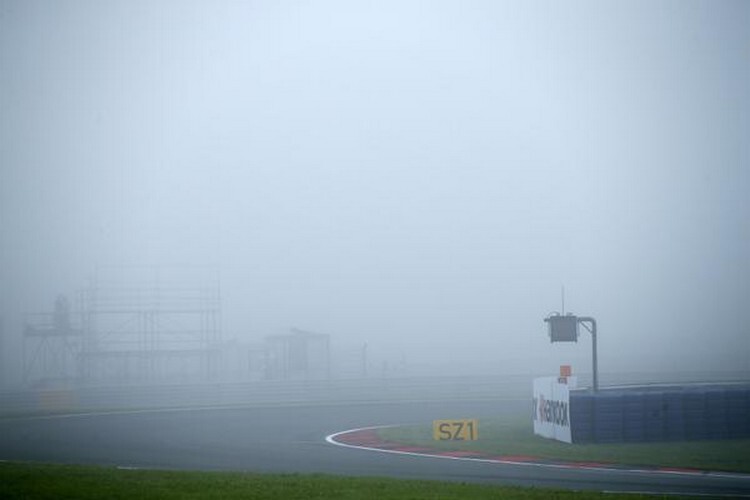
(23, 267, 222, 386)
(23, 295, 81, 385)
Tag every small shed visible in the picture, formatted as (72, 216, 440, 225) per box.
(264, 328, 330, 380)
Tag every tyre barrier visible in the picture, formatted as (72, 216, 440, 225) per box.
(569, 384, 750, 443)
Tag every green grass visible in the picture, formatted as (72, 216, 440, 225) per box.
(0, 462, 667, 500)
(378, 417, 750, 473)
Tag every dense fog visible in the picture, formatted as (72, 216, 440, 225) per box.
(1, 1, 748, 387)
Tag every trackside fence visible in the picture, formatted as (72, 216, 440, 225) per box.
(3, 371, 748, 418)
(0, 375, 533, 416)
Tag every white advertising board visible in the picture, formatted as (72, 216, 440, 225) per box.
(532, 376, 575, 443)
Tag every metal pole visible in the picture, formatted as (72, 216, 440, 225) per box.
(578, 317, 598, 392)
(591, 318, 598, 392)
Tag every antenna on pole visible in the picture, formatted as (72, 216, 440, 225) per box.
(561, 285, 565, 315)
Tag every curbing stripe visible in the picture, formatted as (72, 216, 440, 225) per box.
(325, 425, 750, 481)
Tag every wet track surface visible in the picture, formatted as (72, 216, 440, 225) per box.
(1, 399, 749, 497)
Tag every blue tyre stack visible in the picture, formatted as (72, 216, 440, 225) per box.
(592, 392, 624, 443)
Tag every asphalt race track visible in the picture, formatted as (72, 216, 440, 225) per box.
(1, 399, 749, 497)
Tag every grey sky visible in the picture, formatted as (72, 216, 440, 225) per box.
(1, 1, 748, 378)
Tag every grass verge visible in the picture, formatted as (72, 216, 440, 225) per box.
(0, 461, 672, 500)
(378, 417, 750, 473)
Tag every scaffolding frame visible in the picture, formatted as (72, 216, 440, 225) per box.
(23, 267, 222, 386)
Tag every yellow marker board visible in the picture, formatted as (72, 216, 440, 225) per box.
(432, 419, 478, 441)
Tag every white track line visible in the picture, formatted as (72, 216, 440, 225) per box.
(3, 404, 265, 421)
(325, 425, 750, 482)
(603, 490, 750, 498)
